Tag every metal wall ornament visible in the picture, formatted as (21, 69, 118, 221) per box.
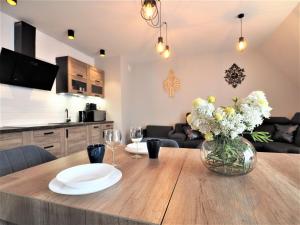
(224, 63, 246, 88)
(163, 70, 181, 97)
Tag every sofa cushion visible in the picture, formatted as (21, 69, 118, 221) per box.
(254, 124, 275, 136)
(291, 113, 300, 125)
(174, 123, 187, 133)
(294, 127, 300, 147)
(168, 131, 186, 141)
(263, 117, 291, 125)
(273, 124, 298, 143)
(183, 126, 202, 140)
(251, 142, 265, 151)
(262, 142, 300, 154)
(146, 125, 173, 138)
(177, 139, 203, 149)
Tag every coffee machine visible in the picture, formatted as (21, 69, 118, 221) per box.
(80, 103, 106, 122)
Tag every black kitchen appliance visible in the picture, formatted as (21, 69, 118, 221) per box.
(86, 110, 106, 122)
(79, 111, 87, 122)
(86, 103, 97, 111)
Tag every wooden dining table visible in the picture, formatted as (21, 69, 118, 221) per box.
(0, 147, 299, 225)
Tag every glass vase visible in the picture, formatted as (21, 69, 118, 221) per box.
(201, 136, 256, 176)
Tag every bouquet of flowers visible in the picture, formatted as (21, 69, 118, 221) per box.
(188, 91, 272, 175)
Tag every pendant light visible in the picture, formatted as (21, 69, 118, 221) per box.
(140, 0, 160, 28)
(162, 22, 170, 59)
(155, 3, 165, 53)
(236, 13, 247, 52)
(6, 0, 17, 6)
(68, 29, 75, 40)
(99, 49, 106, 57)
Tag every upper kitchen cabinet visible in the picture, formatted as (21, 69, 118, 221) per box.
(88, 66, 104, 98)
(55, 56, 104, 98)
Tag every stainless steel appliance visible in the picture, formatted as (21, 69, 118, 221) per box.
(86, 110, 106, 122)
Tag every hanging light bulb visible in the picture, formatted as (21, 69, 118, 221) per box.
(236, 13, 248, 52)
(6, 0, 17, 6)
(156, 37, 165, 53)
(163, 45, 171, 58)
(237, 37, 248, 52)
(143, 3, 155, 19)
(141, 0, 157, 20)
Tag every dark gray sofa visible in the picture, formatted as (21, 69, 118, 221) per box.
(244, 113, 300, 154)
(143, 125, 203, 148)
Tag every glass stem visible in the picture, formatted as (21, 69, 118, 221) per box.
(112, 147, 115, 165)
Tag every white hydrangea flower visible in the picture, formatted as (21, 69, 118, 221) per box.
(188, 91, 271, 140)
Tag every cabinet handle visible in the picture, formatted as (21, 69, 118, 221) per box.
(44, 145, 54, 149)
(66, 129, 69, 138)
(95, 80, 100, 83)
(93, 126, 99, 129)
(76, 74, 83, 78)
(44, 132, 54, 135)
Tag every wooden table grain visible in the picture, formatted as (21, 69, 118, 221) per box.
(0, 147, 299, 225)
(162, 150, 300, 225)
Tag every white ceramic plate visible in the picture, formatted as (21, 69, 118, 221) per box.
(125, 142, 148, 155)
(56, 163, 115, 189)
(49, 168, 122, 195)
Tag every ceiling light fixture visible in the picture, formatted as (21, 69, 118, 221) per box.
(99, 49, 106, 57)
(6, 0, 17, 6)
(236, 13, 247, 52)
(140, 0, 160, 28)
(155, 4, 165, 54)
(68, 29, 75, 40)
(162, 22, 170, 59)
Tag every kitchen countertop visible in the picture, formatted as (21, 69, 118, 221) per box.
(0, 121, 113, 134)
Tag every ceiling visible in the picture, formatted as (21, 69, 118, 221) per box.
(1, 0, 298, 62)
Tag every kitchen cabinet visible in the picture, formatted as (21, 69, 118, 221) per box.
(56, 56, 104, 98)
(0, 122, 113, 158)
(88, 123, 113, 145)
(0, 131, 31, 150)
(32, 128, 65, 158)
(65, 126, 88, 154)
(87, 66, 104, 98)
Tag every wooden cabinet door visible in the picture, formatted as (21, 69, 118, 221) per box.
(0, 132, 23, 150)
(66, 126, 88, 155)
(88, 66, 104, 98)
(32, 128, 65, 158)
(69, 57, 87, 79)
(88, 125, 102, 145)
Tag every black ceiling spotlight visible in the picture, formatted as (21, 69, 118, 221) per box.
(140, 0, 160, 28)
(99, 49, 106, 57)
(67, 29, 75, 40)
(6, 0, 17, 6)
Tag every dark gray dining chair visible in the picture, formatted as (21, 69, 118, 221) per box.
(142, 138, 179, 148)
(0, 145, 57, 177)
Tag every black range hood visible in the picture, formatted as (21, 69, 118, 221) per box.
(0, 21, 59, 91)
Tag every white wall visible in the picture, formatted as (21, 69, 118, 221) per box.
(126, 49, 299, 128)
(0, 12, 105, 126)
(95, 56, 131, 143)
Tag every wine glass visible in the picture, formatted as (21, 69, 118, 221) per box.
(104, 129, 122, 167)
(130, 127, 143, 159)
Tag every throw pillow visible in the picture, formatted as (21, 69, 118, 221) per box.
(183, 126, 202, 140)
(273, 124, 299, 143)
